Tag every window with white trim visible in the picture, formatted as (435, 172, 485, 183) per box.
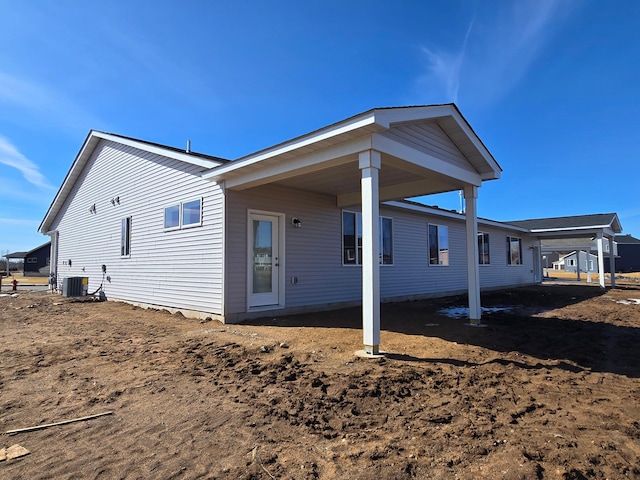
(121, 216, 132, 257)
(478, 232, 490, 265)
(507, 236, 522, 265)
(164, 198, 202, 230)
(342, 211, 393, 265)
(428, 224, 449, 265)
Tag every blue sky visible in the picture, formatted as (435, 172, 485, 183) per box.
(1, 0, 639, 254)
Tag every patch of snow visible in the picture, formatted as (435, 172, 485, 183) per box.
(616, 298, 640, 305)
(438, 306, 513, 319)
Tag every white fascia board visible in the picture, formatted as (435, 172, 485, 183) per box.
(94, 132, 223, 169)
(203, 114, 380, 181)
(382, 201, 531, 233)
(372, 105, 456, 128)
(529, 225, 611, 234)
(223, 136, 373, 190)
(371, 134, 482, 186)
(39, 131, 99, 233)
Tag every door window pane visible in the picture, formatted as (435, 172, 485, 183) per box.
(253, 220, 272, 293)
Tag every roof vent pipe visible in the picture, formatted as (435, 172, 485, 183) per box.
(186, 140, 191, 153)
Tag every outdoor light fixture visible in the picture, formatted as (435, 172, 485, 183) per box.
(88, 204, 96, 213)
(292, 218, 302, 228)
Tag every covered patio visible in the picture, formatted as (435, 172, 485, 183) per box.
(508, 214, 623, 288)
(205, 104, 502, 354)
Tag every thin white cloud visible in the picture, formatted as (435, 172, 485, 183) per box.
(0, 218, 40, 227)
(422, 19, 475, 103)
(0, 70, 105, 134)
(0, 136, 54, 189)
(419, 0, 576, 105)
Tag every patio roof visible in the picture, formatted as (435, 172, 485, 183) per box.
(203, 104, 502, 206)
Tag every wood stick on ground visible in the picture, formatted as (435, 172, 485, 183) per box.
(251, 446, 276, 480)
(6, 411, 114, 435)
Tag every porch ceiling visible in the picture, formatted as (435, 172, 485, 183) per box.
(270, 152, 465, 207)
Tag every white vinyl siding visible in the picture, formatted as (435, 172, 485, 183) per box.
(380, 122, 475, 174)
(224, 184, 539, 321)
(50, 140, 224, 316)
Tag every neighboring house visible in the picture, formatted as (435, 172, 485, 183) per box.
(552, 251, 599, 273)
(23, 242, 51, 276)
(611, 234, 640, 273)
(37, 104, 623, 354)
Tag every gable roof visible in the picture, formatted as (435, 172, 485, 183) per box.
(25, 242, 51, 256)
(615, 234, 640, 244)
(200, 104, 504, 210)
(39, 130, 228, 234)
(506, 213, 622, 234)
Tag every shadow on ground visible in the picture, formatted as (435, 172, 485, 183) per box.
(245, 284, 640, 378)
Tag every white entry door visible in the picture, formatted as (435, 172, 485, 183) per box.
(248, 213, 280, 307)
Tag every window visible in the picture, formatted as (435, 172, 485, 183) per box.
(121, 217, 132, 257)
(182, 199, 202, 227)
(342, 211, 393, 265)
(478, 232, 490, 265)
(428, 224, 449, 265)
(26, 257, 37, 264)
(164, 198, 202, 230)
(507, 236, 522, 265)
(164, 205, 180, 229)
(568, 258, 576, 266)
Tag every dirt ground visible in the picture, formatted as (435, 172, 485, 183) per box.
(1, 282, 639, 479)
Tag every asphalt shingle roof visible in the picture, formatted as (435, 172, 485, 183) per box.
(506, 213, 619, 230)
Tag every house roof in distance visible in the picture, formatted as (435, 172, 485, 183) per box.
(615, 234, 640, 244)
(506, 213, 622, 234)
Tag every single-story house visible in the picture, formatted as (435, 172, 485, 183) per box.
(552, 251, 599, 273)
(23, 242, 51, 276)
(37, 104, 622, 354)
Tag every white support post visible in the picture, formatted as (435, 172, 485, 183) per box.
(597, 233, 606, 288)
(608, 236, 616, 287)
(464, 185, 481, 324)
(575, 250, 581, 281)
(586, 248, 592, 283)
(359, 150, 381, 355)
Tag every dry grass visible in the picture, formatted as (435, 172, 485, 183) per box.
(0, 272, 49, 285)
(545, 269, 640, 281)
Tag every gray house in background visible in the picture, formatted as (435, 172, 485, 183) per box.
(23, 242, 51, 276)
(37, 104, 623, 354)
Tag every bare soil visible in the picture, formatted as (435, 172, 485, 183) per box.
(1, 283, 640, 479)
